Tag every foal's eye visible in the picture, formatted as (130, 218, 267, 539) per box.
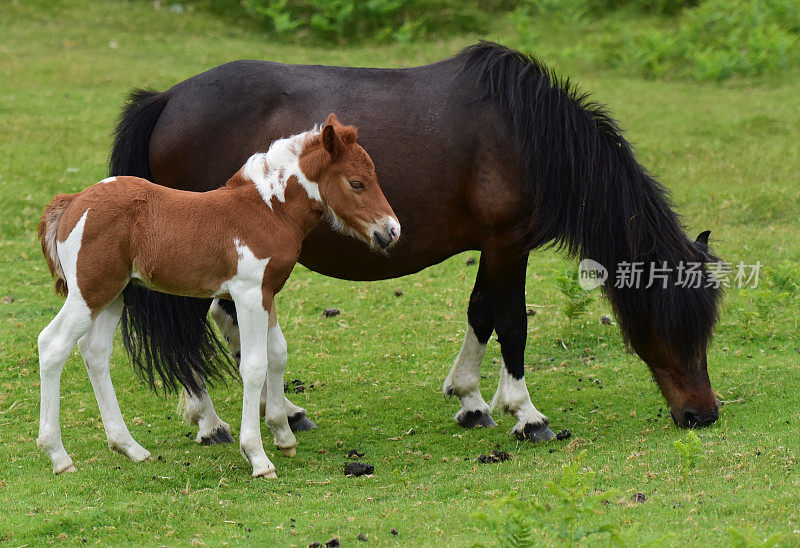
(349, 180, 364, 190)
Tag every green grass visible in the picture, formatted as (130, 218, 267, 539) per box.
(1, 1, 799, 546)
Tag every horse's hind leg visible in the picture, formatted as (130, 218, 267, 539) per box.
(182, 379, 234, 445)
(282, 394, 316, 432)
(486, 249, 555, 442)
(179, 299, 236, 445)
(37, 295, 94, 473)
(443, 254, 497, 428)
(78, 296, 150, 462)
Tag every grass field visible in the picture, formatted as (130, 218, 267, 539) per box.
(1, 1, 799, 546)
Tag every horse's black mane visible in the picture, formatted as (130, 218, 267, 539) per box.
(457, 41, 721, 363)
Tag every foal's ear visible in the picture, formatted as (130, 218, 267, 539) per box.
(322, 123, 344, 160)
(324, 112, 341, 127)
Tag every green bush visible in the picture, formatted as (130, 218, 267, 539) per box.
(622, 0, 800, 79)
(198, 0, 800, 79)
(239, 0, 502, 43)
(585, 0, 699, 15)
(513, 0, 800, 80)
(513, 0, 697, 19)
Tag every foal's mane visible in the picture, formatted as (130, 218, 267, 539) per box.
(457, 42, 721, 362)
(226, 126, 322, 189)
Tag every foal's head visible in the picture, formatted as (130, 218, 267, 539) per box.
(299, 113, 400, 251)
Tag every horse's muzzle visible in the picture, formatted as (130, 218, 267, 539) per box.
(671, 406, 719, 428)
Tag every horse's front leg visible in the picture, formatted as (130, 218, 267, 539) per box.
(212, 298, 315, 432)
(231, 289, 276, 477)
(263, 306, 297, 457)
(486, 248, 556, 442)
(443, 254, 497, 428)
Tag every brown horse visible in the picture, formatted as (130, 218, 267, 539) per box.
(110, 42, 722, 446)
(37, 115, 400, 476)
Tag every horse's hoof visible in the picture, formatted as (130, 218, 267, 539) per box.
(110, 438, 151, 462)
(254, 469, 277, 478)
(125, 445, 151, 462)
(280, 446, 297, 457)
(55, 463, 77, 474)
(288, 412, 317, 432)
(456, 409, 497, 429)
(514, 423, 556, 443)
(200, 426, 235, 445)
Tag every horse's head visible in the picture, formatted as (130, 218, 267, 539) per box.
(623, 231, 722, 429)
(634, 329, 719, 429)
(299, 113, 400, 251)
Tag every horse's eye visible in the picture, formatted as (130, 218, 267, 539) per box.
(349, 180, 364, 190)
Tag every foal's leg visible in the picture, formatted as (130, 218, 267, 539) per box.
(78, 296, 150, 462)
(263, 310, 297, 456)
(211, 298, 316, 432)
(180, 300, 235, 444)
(37, 295, 94, 473)
(486, 249, 555, 442)
(231, 289, 276, 477)
(443, 254, 497, 428)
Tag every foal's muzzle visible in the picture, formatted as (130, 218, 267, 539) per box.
(372, 217, 401, 250)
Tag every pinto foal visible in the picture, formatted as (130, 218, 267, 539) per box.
(37, 114, 400, 477)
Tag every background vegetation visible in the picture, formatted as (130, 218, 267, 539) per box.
(0, 0, 798, 545)
(202, 0, 800, 80)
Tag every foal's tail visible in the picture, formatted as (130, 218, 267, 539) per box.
(38, 194, 76, 297)
(109, 89, 237, 397)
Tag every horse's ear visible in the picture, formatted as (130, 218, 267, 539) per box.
(324, 113, 341, 127)
(322, 123, 344, 160)
(695, 230, 711, 252)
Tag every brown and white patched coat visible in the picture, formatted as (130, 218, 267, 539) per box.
(36, 114, 400, 477)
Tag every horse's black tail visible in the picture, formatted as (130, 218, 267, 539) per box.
(110, 89, 237, 397)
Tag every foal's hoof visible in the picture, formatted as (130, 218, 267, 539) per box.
(109, 438, 151, 462)
(514, 423, 556, 443)
(55, 463, 77, 474)
(255, 469, 278, 479)
(288, 412, 317, 432)
(280, 446, 297, 458)
(241, 448, 277, 478)
(48, 451, 76, 474)
(200, 426, 235, 445)
(456, 409, 498, 429)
